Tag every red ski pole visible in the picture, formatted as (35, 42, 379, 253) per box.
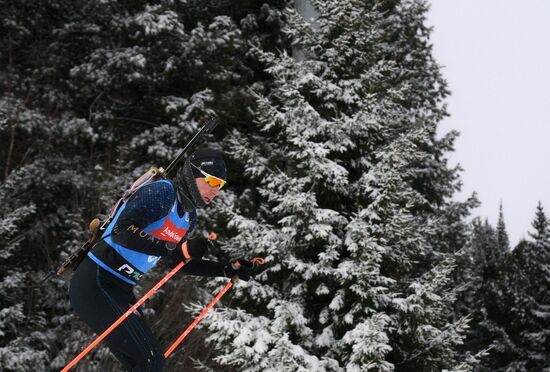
(164, 257, 265, 358)
(62, 259, 190, 372)
(164, 276, 238, 358)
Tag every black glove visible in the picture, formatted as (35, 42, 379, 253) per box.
(169, 236, 208, 261)
(224, 259, 254, 281)
(187, 237, 209, 258)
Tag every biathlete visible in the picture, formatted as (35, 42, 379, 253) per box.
(69, 148, 254, 371)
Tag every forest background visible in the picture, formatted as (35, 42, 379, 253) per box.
(1, 0, 549, 371)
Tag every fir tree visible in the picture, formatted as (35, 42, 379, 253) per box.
(496, 202, 510, 254)
(453, 218, 503, 368)
(1, 1, 100, 369)
(528, 201, 550, 243)
(459, 205, 550, 371)
(518, 203, 550, 370)
(200, 1, 478, 370)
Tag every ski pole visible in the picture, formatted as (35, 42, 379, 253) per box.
(164, 276, 238, 358)
(62, 259, 191, 372)
(164, 257, 265, 358)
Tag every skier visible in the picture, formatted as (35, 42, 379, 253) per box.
(69, 148, 254, 371)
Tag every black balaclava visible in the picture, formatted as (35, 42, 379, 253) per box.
(174, 148, 226, 211)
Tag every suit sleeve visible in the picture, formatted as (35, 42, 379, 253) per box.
(110, 181, 176, 256)
(181, 259, 226, 277)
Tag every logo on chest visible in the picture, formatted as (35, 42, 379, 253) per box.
(149, 217, 187, 243)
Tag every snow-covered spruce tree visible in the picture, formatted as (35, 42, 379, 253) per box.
(496, 203, 510, 255)
(492, 203, 550, 371)
(0, 169, 41, 369)
(528, 202, 550, 250)
(471, 216, 510, 370)
(524, 202, 550, 370)
(199, 1, 477, 370)
(456, 204, 549, 371)
(492, 240, 541, 371)
(0, 1, 106, 369)
(453, 217, 508, 370)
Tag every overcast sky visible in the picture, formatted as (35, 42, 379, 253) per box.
(426, 0, 550, 246)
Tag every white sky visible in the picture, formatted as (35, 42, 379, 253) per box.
(427, 0, 550, 246)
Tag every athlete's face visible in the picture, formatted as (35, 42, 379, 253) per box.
(195, 177, 221, 204)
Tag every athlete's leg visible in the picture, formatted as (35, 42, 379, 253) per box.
(69, 257, 165, 371)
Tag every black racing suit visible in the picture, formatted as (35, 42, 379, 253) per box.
(69, 181, 225, 371)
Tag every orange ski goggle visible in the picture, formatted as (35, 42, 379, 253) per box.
(192, 164, 226, 190)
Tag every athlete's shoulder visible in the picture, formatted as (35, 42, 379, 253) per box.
(127, 179, 176, 216)
(148, 179, 175, 192)
(136, 180, 174, 197)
